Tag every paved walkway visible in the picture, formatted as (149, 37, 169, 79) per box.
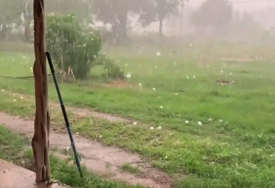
(0, 159, 68, 188)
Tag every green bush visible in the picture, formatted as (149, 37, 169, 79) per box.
(93, 55, 125, 79)
(46, 13, 102, 80)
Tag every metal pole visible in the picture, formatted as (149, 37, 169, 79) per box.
(45, 51, 83, 177)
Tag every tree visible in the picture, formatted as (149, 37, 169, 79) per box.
(45, 0, 90, 19)
(191, 0, 233, 31)
(92, 0, 148, 43)
(22, 0, 90, 42)
(0, 0, 26, 39)
(139, 0, 185, 36)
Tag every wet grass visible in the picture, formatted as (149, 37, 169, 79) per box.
(1, 43, 275, 187)
(0, 125, 144, 188)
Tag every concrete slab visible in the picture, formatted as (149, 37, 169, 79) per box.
(0, 159, 68, 188)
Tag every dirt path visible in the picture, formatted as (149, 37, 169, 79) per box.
(7, 91, 133, 124)
(0, 112, 172, 188)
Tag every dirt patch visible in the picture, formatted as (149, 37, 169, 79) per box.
(0, 112, 172, 188)
(111, 79, 131, 88)
(96, 80, 135, 89)
(216, 79, 234, 85)
(218, 57, 255, 63)
(53, 103, 132, 123)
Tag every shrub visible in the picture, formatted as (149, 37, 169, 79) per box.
(46, 13, 102, 80)
(93, 55, 125, 79)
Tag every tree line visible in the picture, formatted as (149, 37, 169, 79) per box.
(0, 0, 267, 43)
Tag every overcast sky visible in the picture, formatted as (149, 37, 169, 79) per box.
(187, 0, 275, 12)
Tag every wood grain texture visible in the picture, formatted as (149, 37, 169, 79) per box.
(32, 0, 51, 183)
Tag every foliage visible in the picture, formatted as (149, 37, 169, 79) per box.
(46, 13, 102, 80)
(46, 0, 90, 21)
(139, 0, 186, 35)
(140, 0, 182, 25)
(0, 0, 26, 23)
(0, 0, 26, 39)
(94, 54, 125, 79)
(92, 0, 149, 43)
(191, 0, 233, 29)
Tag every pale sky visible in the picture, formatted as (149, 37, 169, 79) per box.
(187, 0, 275, 12)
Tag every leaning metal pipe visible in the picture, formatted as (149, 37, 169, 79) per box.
(45, 51, 83, 177)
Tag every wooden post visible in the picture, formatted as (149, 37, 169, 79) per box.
(32, 0, 51, 183)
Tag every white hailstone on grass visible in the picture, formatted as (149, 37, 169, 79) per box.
(155, 66, 158, 68)
(221, 70, 223, 73)
(157, 126, 162, 130)
(65, 146, 70, 152)
(207, 65, 210, 68)
(150, 127, 154, 130)
(133, 122, 137, 125)
(193, 75, 196, 78)
(190, 43, 193, 47)
(198, 121, 203, 126)
(20, 96, 23, 99)
(153, 88, 156, 91)
(219, 119, 223, 122)
(230, 73, 233, 75)
(208, 118, 213, 122)
(186, 76, 189, 79)
(160, 106, 163, 109)
(1, 89, 4, 92)
(185, 120, 189, 124)
(13, 99, 17, 102)
(125, 63, 128, 66)
(156, 52, 161, 56)
(175, 93, 178, 96)
(126, 73, 131, 78)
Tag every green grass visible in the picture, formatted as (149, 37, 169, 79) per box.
(2, 42, 275, 187)
(0, 125, 144, 188)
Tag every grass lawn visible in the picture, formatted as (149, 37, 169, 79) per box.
(1, 42, 275, 187)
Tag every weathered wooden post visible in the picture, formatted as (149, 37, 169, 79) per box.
(32, 0, 51, 183)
